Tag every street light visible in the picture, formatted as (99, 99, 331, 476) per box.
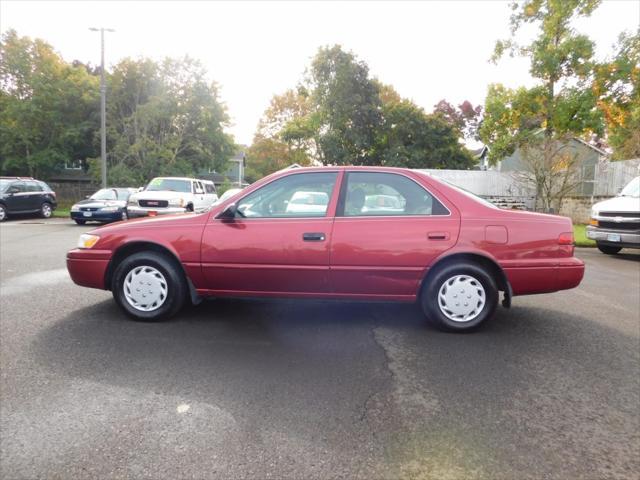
(89, 27, 115, 189)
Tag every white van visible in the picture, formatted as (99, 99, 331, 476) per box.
(127, 177, 218, 218)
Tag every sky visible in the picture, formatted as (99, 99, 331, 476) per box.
(1, 0, 639, 146)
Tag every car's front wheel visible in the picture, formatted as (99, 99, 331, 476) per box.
(0, 204, 7, 222)
(421, 263, 498, 332)
(112, 251, 186, 321)
(40, 202, 53, 219)
(597, 243, 622, 255)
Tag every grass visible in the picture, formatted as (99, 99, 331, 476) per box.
(52, 208, 70, 218)
(574, 224, 596, 247)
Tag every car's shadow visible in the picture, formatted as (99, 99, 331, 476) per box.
(33, 297, 637, 411)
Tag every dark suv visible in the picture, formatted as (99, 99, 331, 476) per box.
(0, 177, 57, 221)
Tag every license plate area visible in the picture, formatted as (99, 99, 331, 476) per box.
(607, 233, 621, 242)
(83, 211, 92, 217)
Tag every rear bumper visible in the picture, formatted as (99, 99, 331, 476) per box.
(504, 257, 585, 296)
(66, 249, 111, 290)
(127, 206, 187, 218)
(586, 226, 639, 249)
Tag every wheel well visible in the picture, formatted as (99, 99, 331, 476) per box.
(104, 242, 184, 291)
(421, 253, 510, 295)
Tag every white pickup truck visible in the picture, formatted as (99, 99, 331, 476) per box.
(126, 177, 218, 218)
(587, 176, 640, 254)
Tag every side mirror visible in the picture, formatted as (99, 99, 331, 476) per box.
(85, 195, 90, 199)
(217, 203, 237, 220)
(138, 187, 144, 192)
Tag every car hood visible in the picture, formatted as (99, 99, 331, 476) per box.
(131, 191, 190, 201)
(73, 199, 126, 208)
(593, 196, 640, 214)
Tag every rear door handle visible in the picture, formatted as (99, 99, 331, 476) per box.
(303, 232, 326, 242)
(428, 232, 449, 240)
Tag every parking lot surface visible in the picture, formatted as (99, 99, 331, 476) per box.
(1, 219, 639, 479)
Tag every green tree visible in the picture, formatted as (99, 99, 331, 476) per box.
(103, 57, 235, 185)
(303, 45, 383, 165)
(0, 30, 99, 177)
(594, 31, 640, 159)
(374, 99, 475, 169)
(482, 0, 606, 210)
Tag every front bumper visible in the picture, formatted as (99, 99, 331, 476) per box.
(586, 226, 640, 249)
(126, 206, 187, 218)
(67, 249, 111, 290)
(71, 210, 124, 222)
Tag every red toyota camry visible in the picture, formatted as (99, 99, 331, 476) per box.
(67, 167, 585, 332)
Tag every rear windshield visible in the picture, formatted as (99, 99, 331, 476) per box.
(422, 173, 498, 209)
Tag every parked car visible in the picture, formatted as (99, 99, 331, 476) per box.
(67, 167, 584, 332)
(70, 188, 138, 225)
(126, 177, 218, 218)
(285, 191, 329, 215)
(587, 176, 640, 254)
(213, 187, 243, 205)
(0, 177, 57, 221)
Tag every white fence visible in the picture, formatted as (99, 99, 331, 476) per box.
(418, 169, 534, 197)
(420, 157, 640, 199)
(593, 158, 640, 196)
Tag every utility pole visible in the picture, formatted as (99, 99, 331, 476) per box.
(89, 27, 114, 189)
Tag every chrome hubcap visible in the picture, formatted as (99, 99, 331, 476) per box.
(0, 207, 5, 220)
(438, 274, 486, 323)
(42, 204, 51, 217)
(123, 266, 168, 312)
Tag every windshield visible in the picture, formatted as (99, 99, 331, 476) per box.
(90, 189, 118, 201)
(619, 176, 640, 198)
(145, 178, 191, 193)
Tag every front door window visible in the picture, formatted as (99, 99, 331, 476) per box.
(236, 172, 338, 218)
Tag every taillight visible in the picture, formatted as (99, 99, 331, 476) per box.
(558, 232, 574, 245)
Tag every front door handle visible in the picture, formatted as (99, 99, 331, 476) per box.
(428, 231, 449, 240)
(303, 232, 326, 242)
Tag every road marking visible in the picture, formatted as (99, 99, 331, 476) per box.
(0, 268, 70, 296)
(177, 404, 190, 414)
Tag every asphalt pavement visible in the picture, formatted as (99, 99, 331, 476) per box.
(1, 219, 639, 479)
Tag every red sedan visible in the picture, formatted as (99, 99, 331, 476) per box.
(67, 167, 584, 332)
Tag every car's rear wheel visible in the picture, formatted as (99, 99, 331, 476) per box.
(0, 204, 7, 222)
(421, 263, 498, 332)
(74, 219, 86, 225)
(112, 251, 186, 321)
(597, 243, 622, 255)
(40, 202, 52, 219)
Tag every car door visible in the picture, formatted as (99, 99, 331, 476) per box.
(25, 181, 44, 211)
(200, 170, 340, 295)
(193, 181, 206, 211)
(5, 181, 28, 212)
(329, 171, 460, 299)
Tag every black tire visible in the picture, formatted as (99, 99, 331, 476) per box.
(40, 202, 53, 219)
(186, 203, 194, 212)
(0, 204, 7, 222)
(421, 262, 498, 332)
(597, 243, 622, 255)
(74, 219, 86, 225)
(111, 251, 186, 322)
